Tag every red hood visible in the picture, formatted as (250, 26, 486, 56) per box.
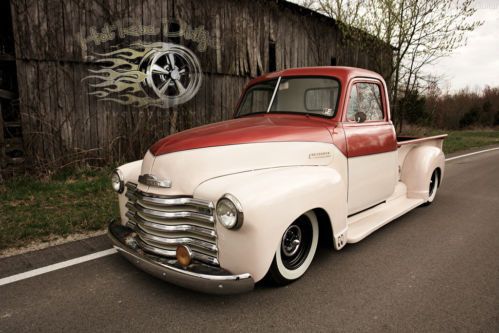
(149, 114, 335, 156)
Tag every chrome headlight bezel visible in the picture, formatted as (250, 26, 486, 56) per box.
(215, 193, 244, 230)
(111, 169, 125, 194)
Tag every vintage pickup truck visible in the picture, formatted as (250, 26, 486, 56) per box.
(108, 66, 446, 294)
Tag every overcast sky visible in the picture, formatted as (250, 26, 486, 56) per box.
(427, 0, 499, 92)
(289, 0, 499, 93)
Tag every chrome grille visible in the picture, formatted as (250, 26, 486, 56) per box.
(124, 182, 218, 266)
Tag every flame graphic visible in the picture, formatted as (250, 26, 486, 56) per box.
(83, 43, 169, 107)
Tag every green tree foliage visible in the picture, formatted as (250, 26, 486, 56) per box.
(399, 90, 430, 125)
(460, 105, 480, 128)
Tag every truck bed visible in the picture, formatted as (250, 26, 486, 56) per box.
(397, 134, 448, 146)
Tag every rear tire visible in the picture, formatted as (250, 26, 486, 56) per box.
(267, 211, 319, 286)
(422, 170, 439, 206)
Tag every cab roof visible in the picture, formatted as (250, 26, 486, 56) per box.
(247, 66, 384, 87)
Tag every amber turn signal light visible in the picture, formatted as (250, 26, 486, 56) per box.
(176, 245, 192, 267)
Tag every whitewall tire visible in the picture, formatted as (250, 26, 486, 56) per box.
(423, 170, 439, 206)
(267, 210, 319, 285)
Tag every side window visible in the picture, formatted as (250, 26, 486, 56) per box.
(347, 82, 384, 122)
(347, 84, 358, 121)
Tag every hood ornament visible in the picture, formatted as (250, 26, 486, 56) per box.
(138, 174, 172, 188)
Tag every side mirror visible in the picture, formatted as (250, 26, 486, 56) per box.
(354, 111, 367, 123)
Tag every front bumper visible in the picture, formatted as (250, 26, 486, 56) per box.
(107, 220, 254, 294)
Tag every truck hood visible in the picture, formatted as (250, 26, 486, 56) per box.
(149, 114, 334, 156)
(139, 118, 341, 195)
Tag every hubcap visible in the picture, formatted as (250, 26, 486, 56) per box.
(281, 225, 302, 256)
(280, 217, 313, 270)
(170, 68, 181, 81)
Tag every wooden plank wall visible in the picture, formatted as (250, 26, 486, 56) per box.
(9, 0, 391, 170)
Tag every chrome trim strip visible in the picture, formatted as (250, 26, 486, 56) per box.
(136, 238, 219, 266)
(130, 214, 216, 239)
(138, 174, 172, 188)
(108, 221, 253, 294)
(126, 191, 214, 210)
(126, 182, 213, 210)
(136, 228, 218, 253)
(126, 182, 138, 190)
(266, 76, 282, 113)
(126, 202, 215, 224)
(124, 181, 218, 266)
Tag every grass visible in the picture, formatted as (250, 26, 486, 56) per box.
(400, 128, 499, 154)
(1, 129, 498, 251)
(0, 167, 118, 252)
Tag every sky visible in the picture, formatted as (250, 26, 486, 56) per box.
(289, 0, 499, 93)
(427, 0, 499, 92)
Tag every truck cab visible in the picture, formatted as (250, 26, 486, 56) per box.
(108, 66, 446, 294)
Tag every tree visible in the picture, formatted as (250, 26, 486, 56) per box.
(299, 0, 482, 132)
(460, 105, 480, 128)
(400, 90, 428, 125)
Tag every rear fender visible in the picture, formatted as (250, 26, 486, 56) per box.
(400, 146, 445, 200)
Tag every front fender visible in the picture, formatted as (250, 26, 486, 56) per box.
(116, 159, 143, 224)
(194, 166, 347, 282)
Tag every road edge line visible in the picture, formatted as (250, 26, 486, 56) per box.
(0, 248, 117, 287)
(445, 147, 499, 161)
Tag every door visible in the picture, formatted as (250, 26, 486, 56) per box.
(343, 80, 398, 215)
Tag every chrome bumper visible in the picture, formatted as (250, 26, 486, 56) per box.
(108, 220, 254, 294)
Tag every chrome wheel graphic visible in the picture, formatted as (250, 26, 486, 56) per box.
(139, 44, 202, 108)
(84, 42, 202, 108)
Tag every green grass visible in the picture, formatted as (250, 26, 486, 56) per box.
(1, 129, 498, 251)
(0, 168, 118, 251)
(400, 128, 499, 154)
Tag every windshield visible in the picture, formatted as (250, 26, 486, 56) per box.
(236, 77, 340, 118)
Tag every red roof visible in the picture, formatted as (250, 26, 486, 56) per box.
(247, 66, 384, 87)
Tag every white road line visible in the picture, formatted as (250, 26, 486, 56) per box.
(445, 147, 499, 161)
(0, 248, 117, 287)
(1, 146, 498, 287)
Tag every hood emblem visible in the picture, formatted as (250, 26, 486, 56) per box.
(138, 174, 172, 188)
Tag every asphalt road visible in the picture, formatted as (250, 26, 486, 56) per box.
(1, 148, 498, 332)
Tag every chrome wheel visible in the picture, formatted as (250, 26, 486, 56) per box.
(139, 44, 202, 107)
(281, 225, 302, 257)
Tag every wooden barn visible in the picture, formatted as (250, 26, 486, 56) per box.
(0, 0, 392, 176)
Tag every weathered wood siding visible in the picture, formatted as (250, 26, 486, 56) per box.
(9, 0, 391, 169)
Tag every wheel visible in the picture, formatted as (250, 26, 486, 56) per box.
(422, 170, 439, 206)
(139, 43, 202, 108)
(266, 211, 319, 285)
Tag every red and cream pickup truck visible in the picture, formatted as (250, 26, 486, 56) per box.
(108, 66, 446, 294)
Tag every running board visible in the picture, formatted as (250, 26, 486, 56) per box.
(346, 196, 425, 243)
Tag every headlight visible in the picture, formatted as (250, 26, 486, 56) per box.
(111, 169, 124, 193)
(215, 194, 244, 230)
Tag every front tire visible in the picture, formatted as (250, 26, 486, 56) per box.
(267, 211, 319, 285)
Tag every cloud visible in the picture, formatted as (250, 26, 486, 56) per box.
(427, 2, 499, 92)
